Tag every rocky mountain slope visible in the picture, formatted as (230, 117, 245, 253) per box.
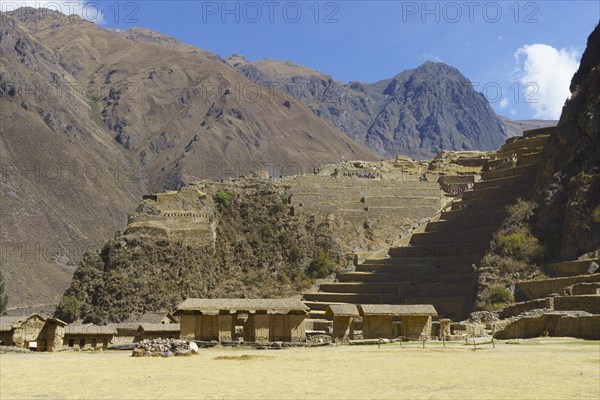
(534, 24, 600, 260)
(497, 116, 557, 137)
(227, 56, 511, 159)
(0, 8, 377, 309)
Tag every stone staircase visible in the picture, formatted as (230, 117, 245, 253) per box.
(303, 129, 551, 320)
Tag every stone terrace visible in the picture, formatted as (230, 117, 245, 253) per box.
(303, 128, 552, 320)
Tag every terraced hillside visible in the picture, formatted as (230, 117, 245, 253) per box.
(303, 128, 553, 320)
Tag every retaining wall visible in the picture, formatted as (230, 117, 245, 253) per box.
(554, 295, 600, 314)
(515, 274, 600, 301)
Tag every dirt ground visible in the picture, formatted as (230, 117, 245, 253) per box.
(1, 338, 598, 399)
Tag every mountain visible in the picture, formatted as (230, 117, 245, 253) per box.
(0, 8, 378, 309)
(534, 24, 600, 260)
(227, 57, 509, 159)
(497, 116, 557, 137)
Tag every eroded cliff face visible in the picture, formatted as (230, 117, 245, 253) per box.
(535, 24, 600, 260)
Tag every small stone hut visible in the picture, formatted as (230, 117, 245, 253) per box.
(358, 304, 437, 340)
(137, 323, 181, 341)
(0, 314, 66, 351)
(175, 298, 309, 343)
(325, 304, 359, 342)
(64, 324, 117, 350)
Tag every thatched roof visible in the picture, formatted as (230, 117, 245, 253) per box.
(138, 323, 180, 332)
(359, 304, 437, 317)
(65, 325, 118, 335)
(176, 298, 309, 315)
(0, 314, 66, 331)
(325, 304, 359, 317)
(114, 323, 141, 331)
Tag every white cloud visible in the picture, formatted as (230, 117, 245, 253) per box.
(499, 97, 509, 109)
(0, 1, 104, 24)
(498, 35, 503, 40)
(509, 108, 517, 117)
(418, 53, 442, 63)
(514, 44, 580, 120)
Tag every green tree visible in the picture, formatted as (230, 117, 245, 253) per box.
(307, 250, 336, 279)
(214, 190, 235, 207)
(0, 269, 8, 315)
(55, 295, 81, 322)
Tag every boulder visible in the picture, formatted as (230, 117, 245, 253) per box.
(188, 342, 199, 353)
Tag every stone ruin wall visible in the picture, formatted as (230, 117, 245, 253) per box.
(126, 187, 217, 248)
(122, 153, 490, 256)
(284, 175, 447, 253)
(495, 314, 600, 340)
(516, 274, 600, 301)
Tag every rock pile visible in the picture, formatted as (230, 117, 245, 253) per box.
(0, 346, 31, 354)
(131, 338, 199, 357)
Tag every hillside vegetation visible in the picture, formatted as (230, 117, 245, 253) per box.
(56, 182, 338, 323)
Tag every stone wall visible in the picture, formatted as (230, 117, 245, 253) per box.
(494, 313, 600, 340)
(500, 298, 554, 319)
(545, 260, 599, 277)
(571, 283, 600, 295)
(515, 274, 600, 301)
(553, 295, 600, 314)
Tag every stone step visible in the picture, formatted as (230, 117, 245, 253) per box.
(408, 227, 493, 246)
(451, 190, 533, 211)
(303, 290, 473, 304)
(480, 154, 542, 174)
(355, 261, 475, 274)
(289, 183, 441, 192)
(360, 257, 466, 266)
(425, 215, 503, 232)
(365, 206, 440, 219)
(364, 196, 442, 208)
(357, 254, 479, 270)
(481, 164, 538, 181)
(337, 270, 476, 283)
(516, 152, 544, 166)
(494, 145, 546, 159)
(317, 281, 474, 296)
(387, 243, 486, 260)
(498, 135, 549, 153)
(544, 259, 600, 277)
(473, 173, 535, 190)
(291, 193, 442, 205)
(461, 182, 530, 201)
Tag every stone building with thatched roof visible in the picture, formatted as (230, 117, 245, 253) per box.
(64, 324, 117, 350)
(137, 323, 181, 341)
(113, 323, 142, 344)
(0, 314, 66, 351)
(325, 304, 359, 342)
(175, 298, 309, 343)
(358, 304, 437, 340)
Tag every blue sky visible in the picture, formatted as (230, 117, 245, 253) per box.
(8, 1, 599, 120)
